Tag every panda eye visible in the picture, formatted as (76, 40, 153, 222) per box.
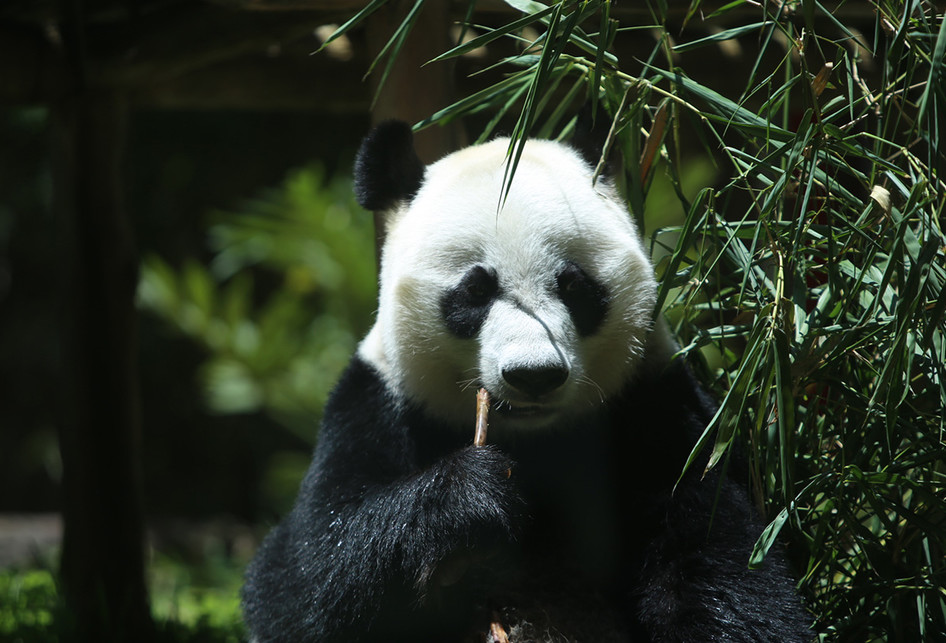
(440, 265, 499, 338)
(556, 263, 589, 295)
(556, 262, 609, 337)
(558, 269, 582, 294)
(462, 265, 498, 303)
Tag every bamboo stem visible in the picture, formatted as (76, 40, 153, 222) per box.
(474, 388, 490, 446)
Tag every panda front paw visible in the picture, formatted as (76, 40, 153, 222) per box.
(406, 445, 521, 591)
(404, 445, 521, 570)
(444, 445, 520, 535)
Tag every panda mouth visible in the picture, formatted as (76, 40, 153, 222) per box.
(491, 398, 555, 421)
(476, 382, 563, 424)
(496, 403, 545, 417)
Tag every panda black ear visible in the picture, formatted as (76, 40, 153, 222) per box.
(572, 103, 615, 176)
(354, 120, 426, 211)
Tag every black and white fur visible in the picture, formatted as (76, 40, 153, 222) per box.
(242, 118, 812, 642)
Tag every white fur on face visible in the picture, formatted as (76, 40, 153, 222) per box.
(358, 138, 658, 429)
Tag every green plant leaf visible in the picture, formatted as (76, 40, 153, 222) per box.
(750, 506, 789, 568)
(318, 0, 390, 50)
(428, 4, 557, 63)
(673, 21, 770, 53)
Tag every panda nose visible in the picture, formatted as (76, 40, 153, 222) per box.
(502, 365, 569, 397)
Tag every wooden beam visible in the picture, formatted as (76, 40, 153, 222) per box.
(133, 43, 369, 111)
(0, 6, 329, 105)
(0, 0, 891, 108)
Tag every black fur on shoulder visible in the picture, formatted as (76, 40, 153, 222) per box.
(354, 120, 426, 211)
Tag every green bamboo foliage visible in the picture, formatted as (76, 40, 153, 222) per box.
(339, 0, 945, 638)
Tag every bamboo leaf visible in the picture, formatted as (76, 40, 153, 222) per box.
(772, 327, 795, 495)
(916, 8, 946, 124)
(365, 0, 427, 107)
(673, 21, 769, 53)
(705, 0, 754, 20)
(427, 5, 557, 63)
(539, 68, 586, 139)
(590, 0, 613, 115)
(654, 190, 713, 315)
(639, 99, 670, 187)
(504, 0, 549, 13)
(813, 0, 870, 51)
(500, 1, 580, 208)
(644, 64, 793, 140)
(415, 70, 533, 129)
(750, 506, 789, 568)
(477, 78, 533, 143)
(677, 315, 771, 484)
(318, 0, 390, 50)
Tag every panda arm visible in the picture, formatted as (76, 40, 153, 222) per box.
(632, 478, 811, 642)
(242, 357, 519, 642)
(612, 361, 811, 641)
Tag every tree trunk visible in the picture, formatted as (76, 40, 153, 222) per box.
(53, 89, 154, 643)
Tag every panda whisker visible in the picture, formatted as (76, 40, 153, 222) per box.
(577, 374, 606, 404)
(457, 377, 479, 392)
(492, 397, 513, 412)
(457, 367, 482, 392)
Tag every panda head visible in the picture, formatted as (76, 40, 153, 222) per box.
(355, 120, 663, 430)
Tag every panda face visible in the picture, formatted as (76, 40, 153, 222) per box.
(358, 137, 658, 430)
(438, 258, 611, 427)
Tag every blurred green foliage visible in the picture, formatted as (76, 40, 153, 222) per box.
(1, 554, 247, 643)
(139, 165, 377, 442)
(150, 549, 247, 642)
(0, 569, 56, 641)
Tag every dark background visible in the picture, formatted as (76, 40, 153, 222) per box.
(0, 109, 367, 521)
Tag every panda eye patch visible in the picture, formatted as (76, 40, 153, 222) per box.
(556, 262, 609, 336)
(440, 265, 499, 338)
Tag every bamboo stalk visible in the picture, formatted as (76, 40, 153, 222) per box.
(474, 388, 490, 446)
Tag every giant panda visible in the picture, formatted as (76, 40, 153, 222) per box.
(241, 115, 812, 642)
